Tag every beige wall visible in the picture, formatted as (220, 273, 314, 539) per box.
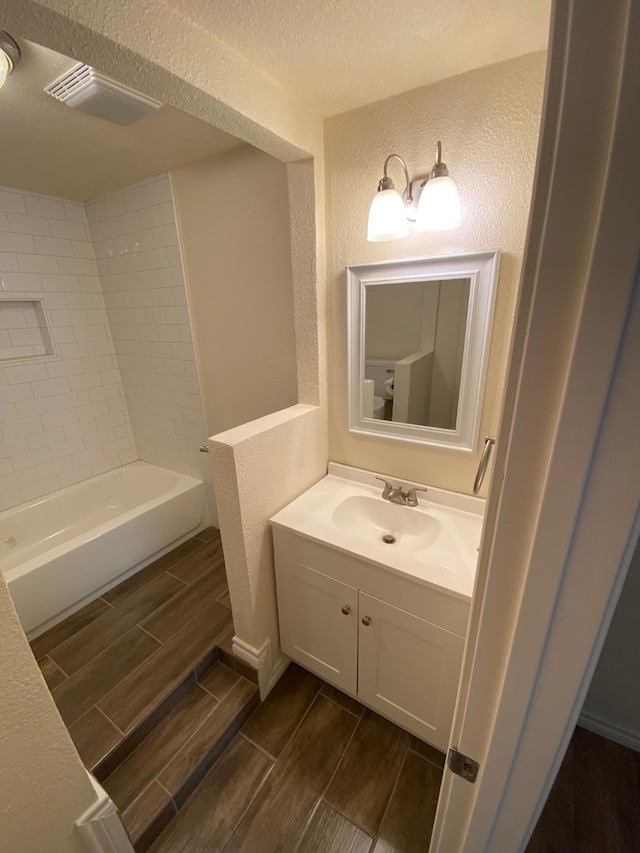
(171, 147, 298, 437)
(582, 539, 640, 747)
(0, 575, 96, 852)
(325, 52, 546, 495)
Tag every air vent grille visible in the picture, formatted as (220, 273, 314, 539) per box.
(44, 64, 162, 126)
(45, 63, 93, 101)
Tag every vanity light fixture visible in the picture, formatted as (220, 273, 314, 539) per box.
(0, 32, 20, 90)
(367, 141, 461, 241)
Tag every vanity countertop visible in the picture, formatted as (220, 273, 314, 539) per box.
(270, 463, 485, 601)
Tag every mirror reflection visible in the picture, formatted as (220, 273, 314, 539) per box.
(364, 278, 470, 429)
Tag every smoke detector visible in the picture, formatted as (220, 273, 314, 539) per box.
(45, 63, 162, 125)
(0, 31, 20, 89)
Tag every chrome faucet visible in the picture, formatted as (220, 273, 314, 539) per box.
(375, 476, 428, 507)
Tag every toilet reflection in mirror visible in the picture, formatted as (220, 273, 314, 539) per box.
(364, 277, 470, 430)
(348, 252, 500, 451)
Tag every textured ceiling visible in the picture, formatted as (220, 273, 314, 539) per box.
(166, 0, 551, 116)
(0, 40, 243, 201)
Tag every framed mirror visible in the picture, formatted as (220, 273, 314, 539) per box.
(347, 251, 500, 451)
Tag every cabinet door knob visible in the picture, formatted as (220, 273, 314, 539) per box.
(341, 605, 351, 615)
(361, 615, 371, 626)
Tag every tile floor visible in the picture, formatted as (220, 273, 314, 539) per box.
(30, 527, 234, 771)
(151, 663, 445, 852)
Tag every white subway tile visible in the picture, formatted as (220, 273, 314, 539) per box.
(8, 213, 51, 236)
(43, 273, 80, 292)
(63, 202, 88, 224)
(57, 464, 92, 488)
(1, 467, 37, 491)
(25, 195, 66, 220)
(0, 232, 35, 253)
(36, 456, 73, 479)
(15, 397, 57, 418)
(50, 219, 87, 240)
(21, 475, 61, 502)
(1, 416, 44, 438)
(4, 363, 48, 385)
(11, 447, 51, 471)
(58, 257, 97, 276)
(0, 384, 33, 404)
(26, 427, 65, 450)
(31, 377, 71, 398)
(46, 359, 85, 379)
(42, 409, 78, 430)
(0, 402, 17, 423)
(0, 190, 27, 214)
(64, 419, 97, 440)
(18, 253, 59, 274)
(76, 401, 109, 421)
(1, 272, 46, 291)
(34, 236, 75, 257)
(50, 437, 86, 459)
(0, 251, 20, 271)
(0, 435, 28, 458)
(56, 389, 91, 410)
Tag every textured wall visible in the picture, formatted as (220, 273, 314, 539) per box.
(171, 147, 298, 436)
(0, 186, 132, 512)
(210, 404, 327, 690)
(87, 174, 209, 484)
(325, 52, 546, 495)
(0, 573, 96, 852)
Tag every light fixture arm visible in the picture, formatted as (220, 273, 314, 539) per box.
(378, 153, 413, 203)
(430, 140, 450, 179)
(0, 31, 20, 73)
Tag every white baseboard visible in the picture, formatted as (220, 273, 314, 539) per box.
(76, 772, 134, 853)
(231, 635, 290, 699)
(578, 710, 640, 753)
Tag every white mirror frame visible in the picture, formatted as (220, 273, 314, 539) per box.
(347, 250, 501, 452)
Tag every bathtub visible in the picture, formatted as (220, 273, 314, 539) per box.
(0, 461, 206, 636)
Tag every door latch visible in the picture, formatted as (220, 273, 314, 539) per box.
(447, 748, 480, 783)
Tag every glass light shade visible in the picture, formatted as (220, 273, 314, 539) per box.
(0, 52, 9, 90)
(415, 175, 461, 232)
(367, 188, 409, 242)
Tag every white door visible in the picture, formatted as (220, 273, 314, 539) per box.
(275, 556, 358, 694)
(358, 592, 465, 751)
(431, 5, 640, 850)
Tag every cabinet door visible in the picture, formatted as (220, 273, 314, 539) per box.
(358, 591, 464, 750)
(275, 556, 358, 694)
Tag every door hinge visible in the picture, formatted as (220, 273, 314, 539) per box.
(447, 748, 480, 783)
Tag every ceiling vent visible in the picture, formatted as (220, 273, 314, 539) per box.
(45, 63, 162, 126)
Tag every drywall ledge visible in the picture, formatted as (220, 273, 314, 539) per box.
(209, 403, 327, 696)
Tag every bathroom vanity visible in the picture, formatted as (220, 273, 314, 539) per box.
(271, 463, 484, 750)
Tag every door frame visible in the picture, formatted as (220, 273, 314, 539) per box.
(431, 1, 640, 850)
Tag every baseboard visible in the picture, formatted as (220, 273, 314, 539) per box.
(76, 772, 134, 853)
(232, 636, 290, 699)
(578, 710, 640, 753)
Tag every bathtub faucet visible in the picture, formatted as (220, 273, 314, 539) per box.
(375, 476, 428, 507)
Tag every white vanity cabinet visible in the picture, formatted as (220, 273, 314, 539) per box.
(273, 528, 470, 752)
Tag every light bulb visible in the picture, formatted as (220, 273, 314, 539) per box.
(367, 188, 409, 242)
(415, 175, 461, 232)
(0, 52, 10, 90)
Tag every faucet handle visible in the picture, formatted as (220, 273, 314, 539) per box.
(375, 476, 394, 497)
(406, 485, 428, 505)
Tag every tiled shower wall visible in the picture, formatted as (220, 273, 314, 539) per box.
(86, 175, 207, 481)
(0, 188, 133, 512)
(0, 176, 207, 513)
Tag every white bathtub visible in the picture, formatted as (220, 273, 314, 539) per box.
(0, 461, 206, 636)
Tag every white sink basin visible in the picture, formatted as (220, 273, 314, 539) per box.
(332, 495, 442, 552)
(271, 463, 485, 600)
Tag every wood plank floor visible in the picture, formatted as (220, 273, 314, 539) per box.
(29, 527, 233, 772)
(527, 724, 640, 852)
(151, 664, 446, 852)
